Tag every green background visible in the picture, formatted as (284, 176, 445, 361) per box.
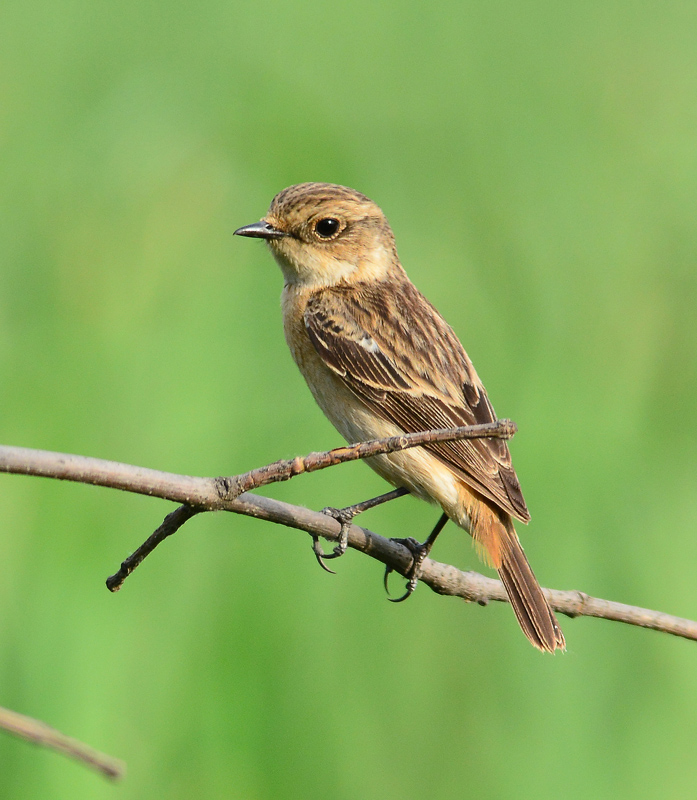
(2, 1, 697, 797)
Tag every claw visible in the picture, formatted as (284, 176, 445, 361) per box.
(319, 506, 353, 559)
(383, 564, 394, 594)
(308, 488, 411, 576)
(311, 535, 337, 574)
(384, 564, 418, 602)
(383, 514, 449, 603)
(384, 537, 427, 602)
(387, 578, 418, 603)
(308, 506, 355, 574)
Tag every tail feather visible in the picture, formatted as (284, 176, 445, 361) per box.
(497, 519, 565, 653)
(457, 485, 565, 652)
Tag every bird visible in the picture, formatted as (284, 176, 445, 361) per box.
(234, 182, 565, 653)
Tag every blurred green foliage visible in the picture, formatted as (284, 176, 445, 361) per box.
(1, 1, 697, 797)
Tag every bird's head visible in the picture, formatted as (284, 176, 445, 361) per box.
(234, 183, 399, 288)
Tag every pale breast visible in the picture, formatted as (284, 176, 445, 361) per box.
(280, 284, 466, 520)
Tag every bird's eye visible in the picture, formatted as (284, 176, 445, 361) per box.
(314, 218, 341, 239)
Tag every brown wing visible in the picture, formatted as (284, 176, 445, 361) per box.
(304, 279, 530, 523)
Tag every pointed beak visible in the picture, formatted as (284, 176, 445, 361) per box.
(234, 220, 287, 240)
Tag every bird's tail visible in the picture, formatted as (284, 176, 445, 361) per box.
(472, 510, 565, 653)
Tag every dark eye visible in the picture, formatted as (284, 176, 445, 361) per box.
(314, 218, 341, 239)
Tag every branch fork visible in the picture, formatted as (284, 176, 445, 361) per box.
(2, 419, 696, 776)
(1, 420, 695, 642)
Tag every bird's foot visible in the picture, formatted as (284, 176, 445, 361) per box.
(383, 512, 448, 602)
(384, 537, 432, 602)
(311, 506, 356, 572)
(310, 488, 410, 574)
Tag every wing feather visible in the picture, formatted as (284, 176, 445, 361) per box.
(304, 279, 530, 522)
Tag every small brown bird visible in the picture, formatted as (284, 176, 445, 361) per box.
(235, 183, 565, 652)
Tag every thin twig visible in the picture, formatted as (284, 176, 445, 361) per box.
(216, 419, 517, 500)
(104, 421, 513, 590)
(106, 504, 201, 591)
(1, 440, 696, 642)
(0, 706, 125, 780)
(0, 422, 514, 508)
(4, 424, 514, 591)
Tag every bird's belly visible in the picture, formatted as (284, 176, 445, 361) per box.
(288, 327, 465, 519)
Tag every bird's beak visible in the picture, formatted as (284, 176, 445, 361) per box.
(233, 220, 287, 240)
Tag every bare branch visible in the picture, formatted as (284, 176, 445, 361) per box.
(0, 705, 124, 780)
(228, 493, 697, 642)
(0, 422, 514, 507)
(104, 421, 513, 590)
(106, 504, 201, 591)
(1, 440, 696, 643)
(217, 419, 517, 500)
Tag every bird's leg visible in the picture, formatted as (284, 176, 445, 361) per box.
(312, 487, 410, 573)
(385, 512, 449, 602)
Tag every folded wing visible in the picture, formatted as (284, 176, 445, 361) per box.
(304, 279, 530, 523)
